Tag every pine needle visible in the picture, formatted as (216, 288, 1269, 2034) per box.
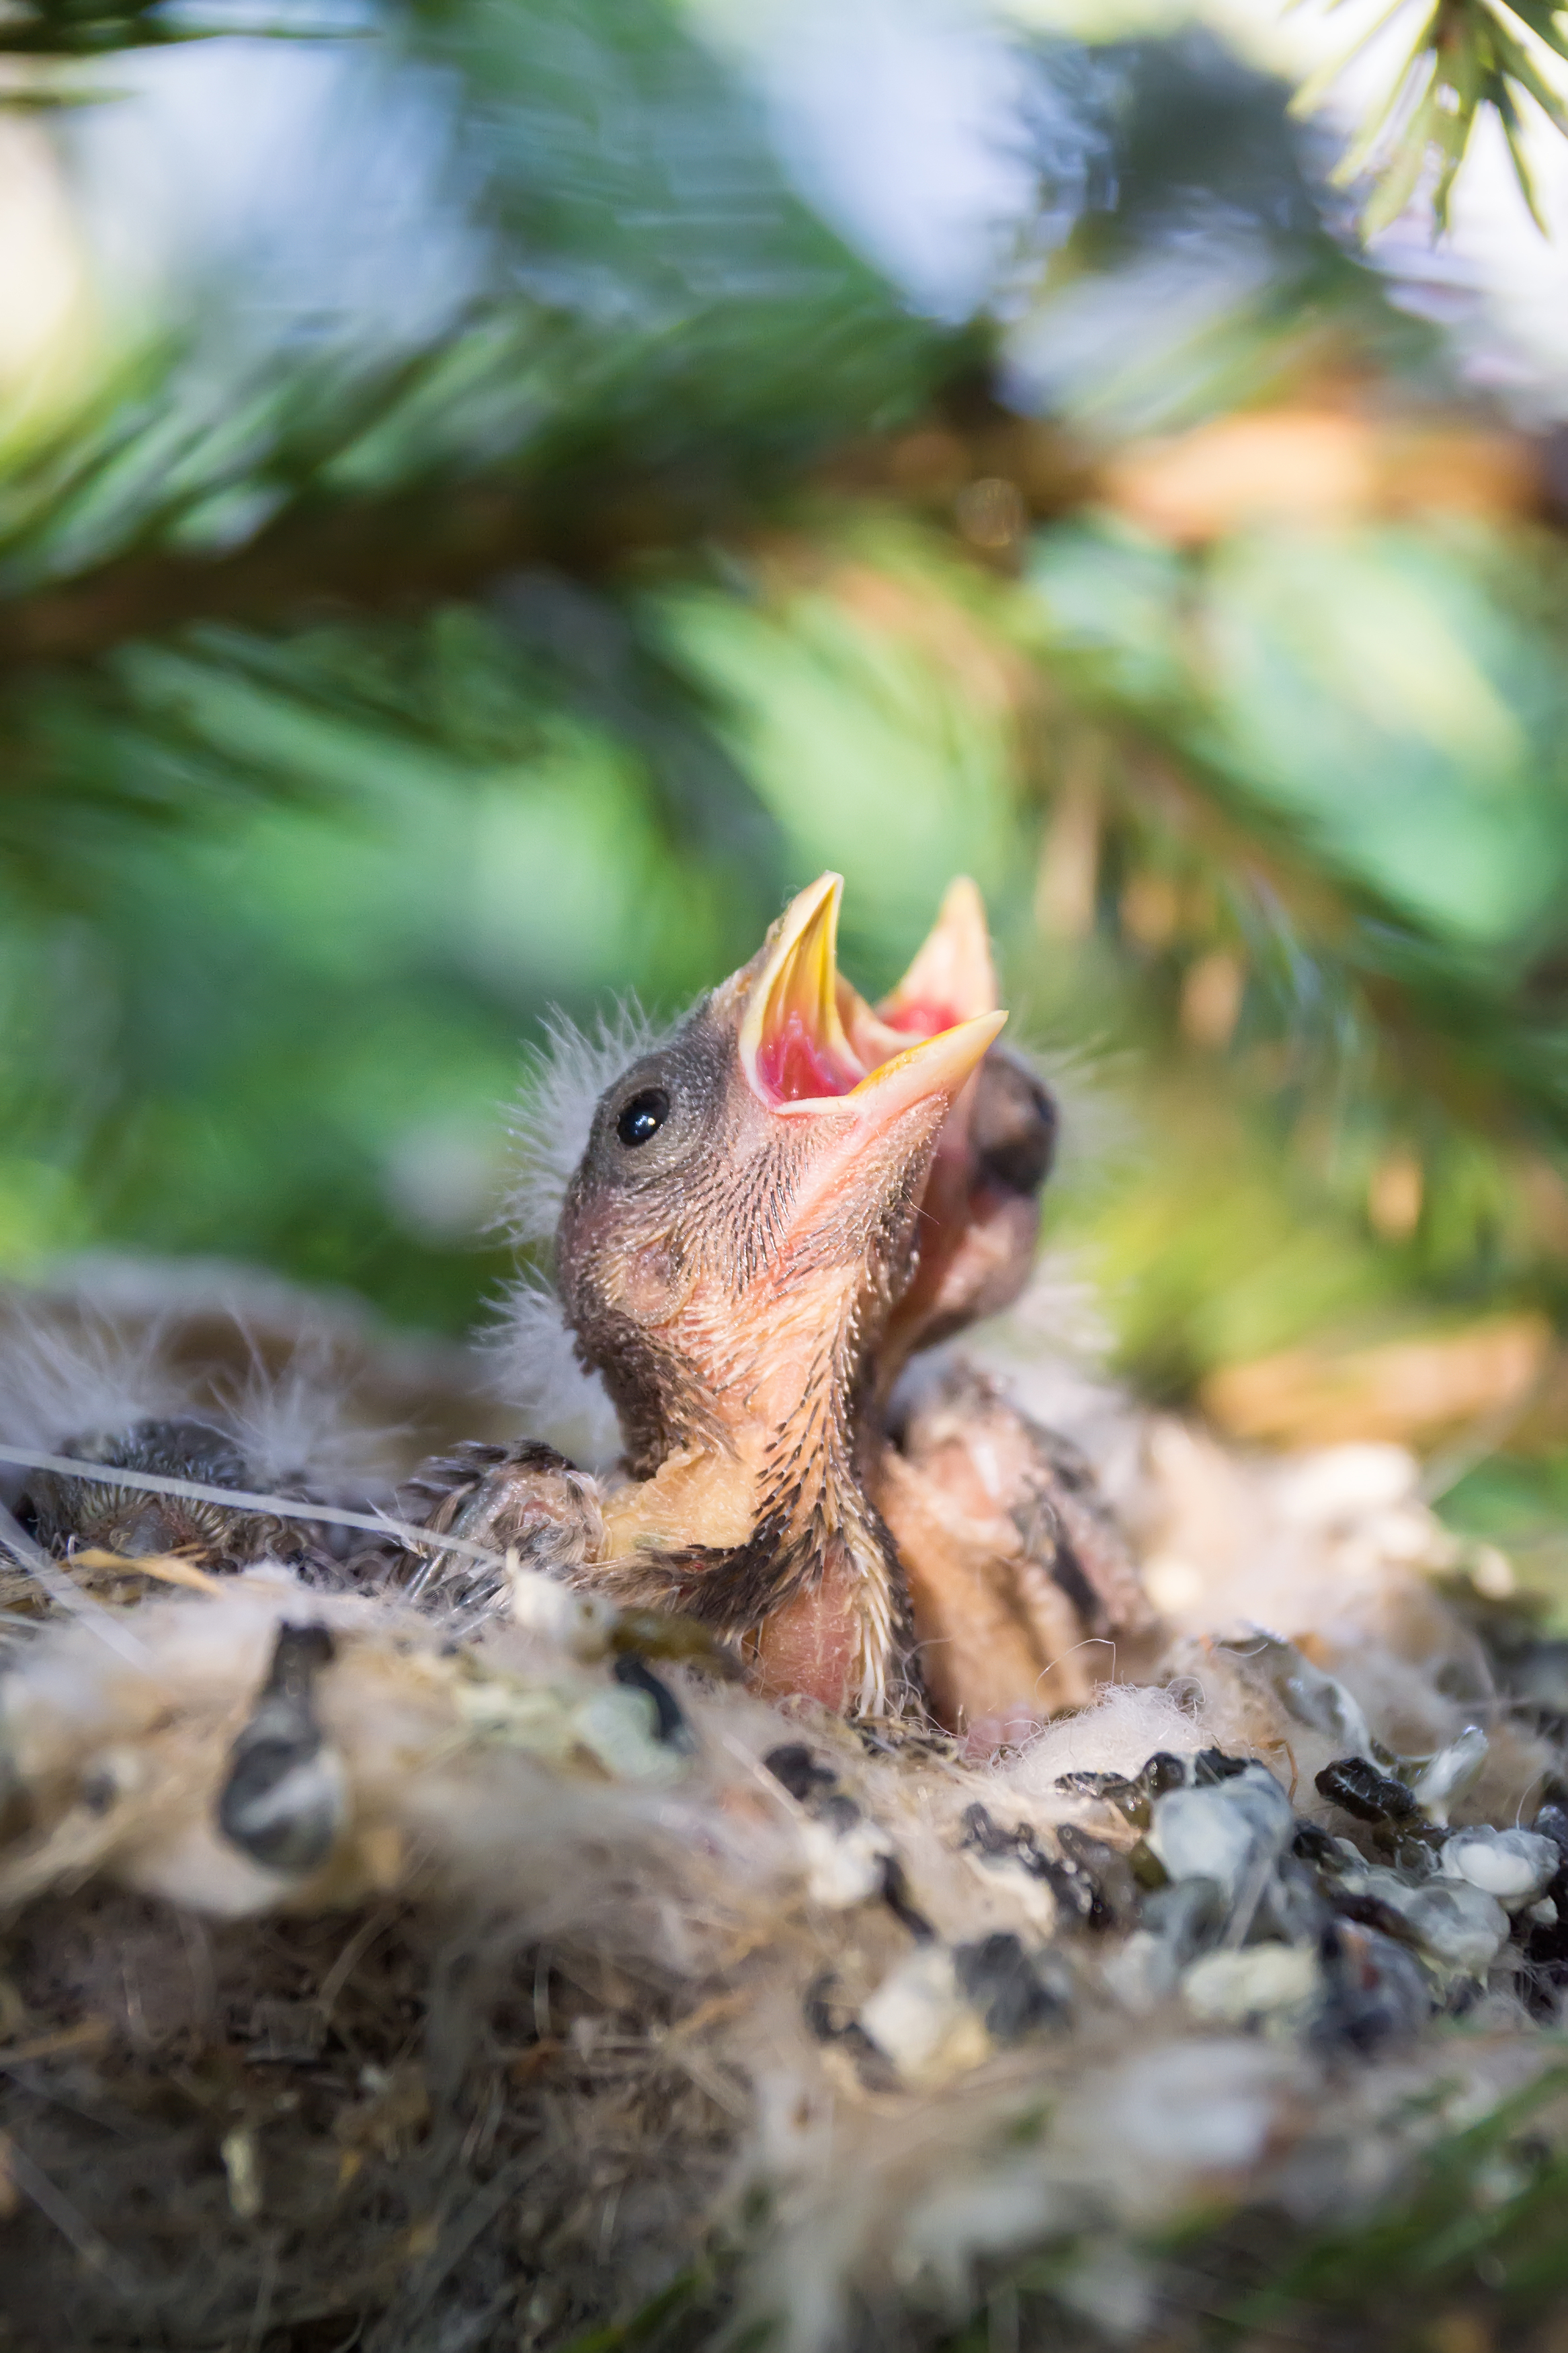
(1301, 0, 1568, 239)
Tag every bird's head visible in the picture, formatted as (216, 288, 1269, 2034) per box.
(21, 1417, 293, 1567)
(556, 873, 1005, 1484)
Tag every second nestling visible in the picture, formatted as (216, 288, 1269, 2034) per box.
(403, 873, 1151, 1745)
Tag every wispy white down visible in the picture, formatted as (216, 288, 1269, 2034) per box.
(491, 1000, 684, 1470)
(483, 1271, 624, 1473)
(212, 1339, 399, 1493)
(0, 1300, 395, 1493)
(0, 1308, 185, 1449)
(504, 998, 679, 1250)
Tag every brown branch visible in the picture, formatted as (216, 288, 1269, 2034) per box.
(0, 479, 664, 670)
(0, 387, 1091, 673)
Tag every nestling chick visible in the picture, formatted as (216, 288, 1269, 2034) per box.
(839, 877, 1057, 1385)
(417, 875, 1001, 1710)
(877, 1366, 1153, 1745)
(839, 883, 1152, 1741)
(412, 874, 1146, 1735)
(0, 1307, 407, 1583)
(552, 873, 1004, 1711)
(15, 1417, 335, 1577)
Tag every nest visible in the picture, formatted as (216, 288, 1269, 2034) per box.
(2, 1286, 1568, 2352)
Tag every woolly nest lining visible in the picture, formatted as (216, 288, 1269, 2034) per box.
(2, 1297, 1568, 2352)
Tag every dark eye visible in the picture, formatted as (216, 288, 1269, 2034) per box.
(616, 1086, 671, 1148)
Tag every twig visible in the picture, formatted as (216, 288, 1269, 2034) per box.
(318, 1903, 403, 2019)
(1, 2130, 140, 2295)
(0, 2020, 112, 2069)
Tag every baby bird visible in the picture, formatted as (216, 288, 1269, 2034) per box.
(837, 881, 1151, 1739)
(409, 875, 999, 1710)
(15, 1417, 329, 1573)
(839, 877, 1058, 1386)
(0, 1317, 384, 1583)
(412, 875, 1149, 1736)
(567, 875, 1005, 1710)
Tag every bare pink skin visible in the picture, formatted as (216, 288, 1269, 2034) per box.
(751, 1556, 865, 1712)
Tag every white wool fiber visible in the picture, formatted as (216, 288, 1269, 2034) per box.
(1002, 1681, 1209, 1800)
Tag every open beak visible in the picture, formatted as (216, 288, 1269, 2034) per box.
(739, 874, 1005, 1134)
(879, 875, 998, 1036)
(837, 876, 1000, 1076)
(739, 873, 863, 1106)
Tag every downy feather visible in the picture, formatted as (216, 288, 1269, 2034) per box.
(492, 998, 680, 1463)
(505, 997, 677, 1250)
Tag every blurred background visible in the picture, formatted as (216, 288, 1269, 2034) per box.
(7, 0, 1568, 1589)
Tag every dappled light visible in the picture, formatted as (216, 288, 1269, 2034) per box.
(7, 1, 1568, 2346)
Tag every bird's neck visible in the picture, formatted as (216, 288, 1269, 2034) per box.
(595, 1280, 903, 1712)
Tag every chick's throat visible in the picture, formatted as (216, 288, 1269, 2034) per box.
(584, 1241, 907, 1713)
(596, 1257, 880, 1562)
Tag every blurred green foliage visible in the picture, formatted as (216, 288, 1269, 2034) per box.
(5, 0, 1568, 1556)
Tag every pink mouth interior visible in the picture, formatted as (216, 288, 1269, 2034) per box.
(882, 1000, 961, 1042)
(755, 1013, 862, 1105)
